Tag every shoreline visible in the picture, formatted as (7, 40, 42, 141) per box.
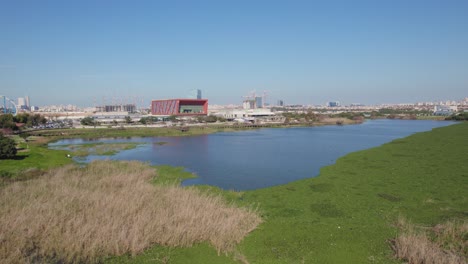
(27, 117, 364, 142)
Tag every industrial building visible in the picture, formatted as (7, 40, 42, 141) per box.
(151, 99, 208, 116)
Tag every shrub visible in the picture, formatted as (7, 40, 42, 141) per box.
(0, 133, 17, 159)
(80, 117, 96, 126)
(392, 217, 467, 264)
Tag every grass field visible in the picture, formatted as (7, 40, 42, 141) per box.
(1, 122, 466, 263)
(0, 138, 72, 185)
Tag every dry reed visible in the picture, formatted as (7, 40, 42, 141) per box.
(392, 217, 467, 264)
(0, 160, 261, 263)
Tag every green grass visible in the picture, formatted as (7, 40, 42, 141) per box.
(152, 165, 196, 185)
(0, 142, 72, 183)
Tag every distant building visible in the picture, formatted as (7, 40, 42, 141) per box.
(211, 108, 275, 120)
(277, 100, 284, 107)
(25, 96, 30, 108)
(433, 105, 455, 116)
(243, 100, 256, 110)
(327, 101, 341, 107)
(96, 104, 136, 113)
(151, 99, 208, 116)
(17, 97, 30, 110)
(188, 89, 202, 99)
(255, 96, 263, 108)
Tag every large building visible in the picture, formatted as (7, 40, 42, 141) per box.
(151, 99, 208, 116)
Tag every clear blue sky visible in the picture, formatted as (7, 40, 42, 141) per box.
(1, 0, 467, 107)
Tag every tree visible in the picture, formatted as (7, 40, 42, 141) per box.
(168, 115, 178, 122)
(0, 114, 17, 130)
(0, 133, 17, 159)
(124, 116, 132, 124)
(29, 114, 47, 127)
(205, 115, 218, 123)
(80, 117, 96, 126)
(12, 113, 47, 127)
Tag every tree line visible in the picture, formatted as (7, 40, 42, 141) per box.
(0, 113, 47, 131)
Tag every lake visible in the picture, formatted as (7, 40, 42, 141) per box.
(49, 119, 455, 190)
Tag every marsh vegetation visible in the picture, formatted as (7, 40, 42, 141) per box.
(0, 161, 261, 263)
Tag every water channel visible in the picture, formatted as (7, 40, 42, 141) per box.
(49, 119, 455, 190)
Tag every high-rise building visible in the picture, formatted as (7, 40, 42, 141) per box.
(18, 97, 26, 107)
(255, 96, 263, 108)
(277, 100, 284, 107)
(197, 89, 202, 100)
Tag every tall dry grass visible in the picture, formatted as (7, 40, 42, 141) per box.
(0, 160, 261, 263)
(392, 217, 467, 264)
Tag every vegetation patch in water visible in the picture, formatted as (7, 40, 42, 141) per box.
(66, 142, 141, 157)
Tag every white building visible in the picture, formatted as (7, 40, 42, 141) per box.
(210, 108, 276, 120)
(433, 105, 456, 116)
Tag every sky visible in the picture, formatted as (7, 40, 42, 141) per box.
(1, 0, 467, 107)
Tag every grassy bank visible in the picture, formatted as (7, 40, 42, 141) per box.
(0, 137, 72, 185)
(25, 126, 248, 140)
(24, 118, 361, 141)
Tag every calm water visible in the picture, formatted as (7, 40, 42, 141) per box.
(50, 120, 455, 190)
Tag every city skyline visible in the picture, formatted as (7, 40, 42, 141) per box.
(1, 0, 468, 106)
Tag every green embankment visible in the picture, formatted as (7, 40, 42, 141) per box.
(110, 122, 467, 263)
(0, 141, 72, 183)
(26, 126, 248, 139)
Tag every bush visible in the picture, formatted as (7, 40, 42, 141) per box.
(445, 112, 468, 121)
(80, 117, 96, 126)
(0, 133, 17, 159)
(0, 114, 17, 130)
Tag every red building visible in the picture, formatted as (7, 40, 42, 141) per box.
(151, 99, 208, 116)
